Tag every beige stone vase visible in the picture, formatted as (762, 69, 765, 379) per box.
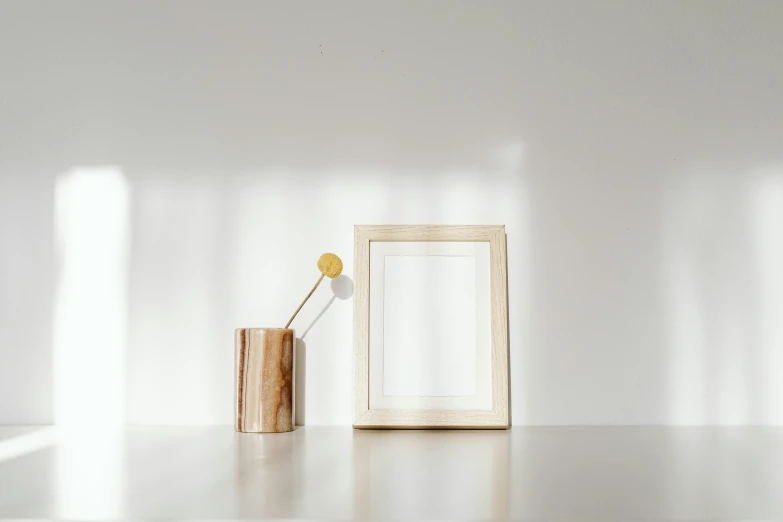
(234, 328, 295, 433)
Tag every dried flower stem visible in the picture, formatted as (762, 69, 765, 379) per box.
(285, 273, 325, 329)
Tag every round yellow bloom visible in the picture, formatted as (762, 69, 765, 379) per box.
(317, 253, 343, 278)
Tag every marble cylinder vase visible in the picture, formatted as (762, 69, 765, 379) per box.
(235, 328, 295, 433)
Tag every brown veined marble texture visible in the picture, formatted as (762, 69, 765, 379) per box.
(235, 328, 295, 433)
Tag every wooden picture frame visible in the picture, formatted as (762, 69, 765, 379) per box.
(353, 225, 509, 429)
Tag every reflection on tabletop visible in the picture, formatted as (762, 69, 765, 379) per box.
(1, 426, 783, 521)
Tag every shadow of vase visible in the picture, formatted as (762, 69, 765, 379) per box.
(295, 337, 306, 426)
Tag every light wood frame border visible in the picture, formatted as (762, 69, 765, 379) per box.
(353, 225, 509, 429)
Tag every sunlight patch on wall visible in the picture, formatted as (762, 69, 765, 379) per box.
(53, 167, 130, 428)
(665, 170, 781, 424)
(668, 252, 707, 424)
(752, 175, 783, 424)
(664, 175, 710, 425)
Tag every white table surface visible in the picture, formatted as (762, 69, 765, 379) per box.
(0, 426, 782, 521)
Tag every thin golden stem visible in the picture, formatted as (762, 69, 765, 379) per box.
(285, 273, 325, 329)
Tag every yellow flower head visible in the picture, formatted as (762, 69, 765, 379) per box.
(317, 253, 343, 278)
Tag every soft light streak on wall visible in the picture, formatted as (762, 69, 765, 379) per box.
(665, 176, 709, 425)
(668, 252, 707, 424)
(0, 427, 58, 464)
(753, 176, 783, 423)
(53, 167, 130, 428)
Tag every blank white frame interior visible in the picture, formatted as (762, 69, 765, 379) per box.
(353, 225, 509, 429)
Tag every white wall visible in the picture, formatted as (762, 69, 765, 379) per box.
(1, 1, 782, 426)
